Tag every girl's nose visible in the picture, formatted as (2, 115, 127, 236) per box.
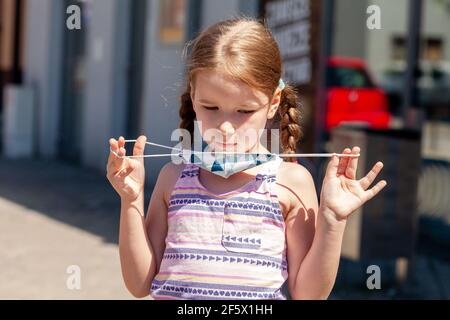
(218, 121, 235, 137)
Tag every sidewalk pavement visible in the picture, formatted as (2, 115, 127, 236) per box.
(0, 157, 141, 299)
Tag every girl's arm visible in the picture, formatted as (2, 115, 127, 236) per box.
(286, 147, 386, 299)
(285, 164, 335, 299)
(119, 163, 173, 298)
(119, 193, 156, 298)
(287, 199, 347, 299)
(107, 136, 171, 298)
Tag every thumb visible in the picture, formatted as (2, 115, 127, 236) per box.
(133, 135, 147, 163)
(326, 154, 339, 178)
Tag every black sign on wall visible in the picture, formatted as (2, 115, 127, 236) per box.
(265, 0, 311, 85)
(260, 0, 321, 154)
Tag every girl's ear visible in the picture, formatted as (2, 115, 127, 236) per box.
(267, 88, 282, 120)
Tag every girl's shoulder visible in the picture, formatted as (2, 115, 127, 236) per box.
(275, 161, 317, 219)
(156, 161, 186, 208)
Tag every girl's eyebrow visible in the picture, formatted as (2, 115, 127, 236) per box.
(198, 99, 216, 104)
(198, 98, 260, 108)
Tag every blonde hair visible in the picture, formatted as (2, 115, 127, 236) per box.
(179, 17, 302, 162)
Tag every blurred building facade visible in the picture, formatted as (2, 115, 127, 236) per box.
(17, 0, 259, 185)
(0, 0, 26, 130)
(2, 0, 449, 184)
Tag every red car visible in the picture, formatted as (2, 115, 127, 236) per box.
(325, 56, 391, 131)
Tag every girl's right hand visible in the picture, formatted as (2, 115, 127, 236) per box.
(106, 135, 147, 203)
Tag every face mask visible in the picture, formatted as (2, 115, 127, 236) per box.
(179, 138, 278, 178)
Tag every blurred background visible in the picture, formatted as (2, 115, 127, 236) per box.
(0, 0, 449, 299)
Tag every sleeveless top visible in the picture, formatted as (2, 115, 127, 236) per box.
(150, 155, 288, 300)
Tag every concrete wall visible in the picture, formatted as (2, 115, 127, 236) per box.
(332, 0, 368, 59)
(23, 0, 64, 158)
(81, 0, 131, 171)
(201, 0, 259, 29)
(140, 0, 190, 185)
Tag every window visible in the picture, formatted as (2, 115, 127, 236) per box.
(159, 0, 186, 45)
(326, 66, 375, 88)
(424, 37, 443, 61)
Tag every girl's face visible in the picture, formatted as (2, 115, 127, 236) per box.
(190, 69, 282, 153)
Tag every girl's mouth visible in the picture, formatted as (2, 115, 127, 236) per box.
(214, 142, 237, 150)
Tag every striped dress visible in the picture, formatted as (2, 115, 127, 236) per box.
(150, 154, 288, 300)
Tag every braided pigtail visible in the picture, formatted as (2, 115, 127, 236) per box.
(277, 84, 303, 163)
(179, 84, 196, 146)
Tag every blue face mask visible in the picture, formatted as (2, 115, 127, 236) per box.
(178, 138, 277, 178)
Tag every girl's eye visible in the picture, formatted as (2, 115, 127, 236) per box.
(203, 106, 254, 114)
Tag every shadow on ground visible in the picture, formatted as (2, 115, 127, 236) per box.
(0, 157, 153, 245)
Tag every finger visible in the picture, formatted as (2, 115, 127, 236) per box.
(345, 146, 360, 179)
(116, 159, 135, 179)
(118, 136, 125, 149)
(133, 135, 147, 163)
(326, 153, 340, 178)
(108, 138, 118, 163)
(108, 138, 124, 171)
(364, 179, 387, 202)
(337, 148, 352, 175)
(359, 161, 384, 190)
(112, 147, 126, 171)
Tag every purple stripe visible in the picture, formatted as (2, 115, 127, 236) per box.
(170, 193, 274, 207)
(167, 211, 222, 219)
(262, 218, 285, 229)
(152, 290, 225, 300)
(151, 289, 285, 300)
(152, 279, 277, 292)
(168, 204, 283, 222)
(157, 271, 263, 280)
(164, 247, 285, 265)
(222, 241, 260, 250)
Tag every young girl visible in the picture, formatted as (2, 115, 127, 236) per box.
(106, 18, 387, 300)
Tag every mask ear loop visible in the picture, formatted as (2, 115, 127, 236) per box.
(109, 139, 184, 159)
(109, 139, 360, 159)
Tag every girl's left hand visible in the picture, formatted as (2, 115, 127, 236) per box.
(320, 146, 387, 223)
